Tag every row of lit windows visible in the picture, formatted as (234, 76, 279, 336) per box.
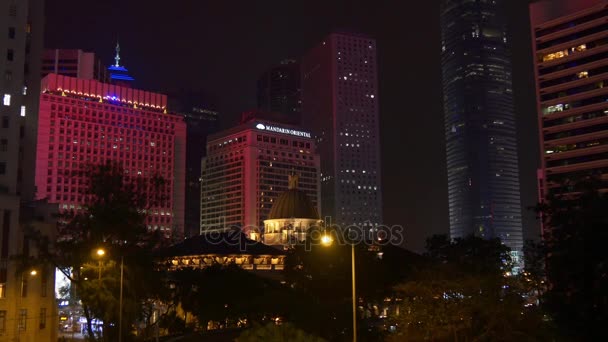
(51, 117, 173, 141)
(46, 95, 178, 121)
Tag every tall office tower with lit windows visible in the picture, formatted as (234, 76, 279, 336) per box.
(530, 0, 608, 208)
(1, 1, 57, 341)
(301, 32, 383, 231)
(440, 0, 524, 259)
(200, 111, 320, 234)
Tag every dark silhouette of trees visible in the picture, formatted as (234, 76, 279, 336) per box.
(32, 161, 171, 341)
(389, 235, 553, 341)
(535, 177, 608, 339)
(236, 322, 326, 342)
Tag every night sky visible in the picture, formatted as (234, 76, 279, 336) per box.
(45, 0, 540, 252)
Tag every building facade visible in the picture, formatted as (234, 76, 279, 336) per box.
(301, 32, 383, 230)
(257, 59, 301, 122)
(35, 74, 187, 235)
(530, 0, 608, 201)
(167, 92, 219, 238)
(42, 49, 108, 82)
(440, 0, 524, 256)
(0, 0, 57, 341)
(200, 116, 320, 234)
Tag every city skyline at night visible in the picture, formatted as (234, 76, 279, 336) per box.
(2, 1, 607, 340)
(42, 0, 541, 252)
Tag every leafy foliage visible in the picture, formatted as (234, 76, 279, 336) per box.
(34, 161, 172, 340)
(389, 235, 553, 341)
(535, 177, 608, 339)
(237, 322, 326, 342)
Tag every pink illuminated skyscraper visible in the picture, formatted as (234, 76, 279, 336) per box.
(530, 0, 608, 205)
(35, 74, 186, 235)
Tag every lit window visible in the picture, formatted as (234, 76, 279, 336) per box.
(577, 71, 588, 79)
(20, 105, 25, 117)
(544, 104, 564, 115)
(572, 44, 586, 53)
(18, 309, 26, 331)
(2, 94, 10, 106)
(542, 49, 568, 62)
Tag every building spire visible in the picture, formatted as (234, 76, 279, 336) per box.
(114, 41, 121, 67)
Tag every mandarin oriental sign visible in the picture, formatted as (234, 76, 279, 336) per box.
(256, 123, 311, 138)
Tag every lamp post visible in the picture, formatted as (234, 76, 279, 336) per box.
(94, 248, 123, 342)
(96, 248, 105, 282)
(321, 233, 357, 342)
(119, 255, 123, 342)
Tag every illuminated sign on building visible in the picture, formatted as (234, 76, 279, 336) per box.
(256, 123, 311, 138)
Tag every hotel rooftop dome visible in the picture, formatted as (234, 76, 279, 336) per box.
(267, 175, 319, 220)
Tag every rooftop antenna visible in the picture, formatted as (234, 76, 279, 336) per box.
(114, 41, 121, 67)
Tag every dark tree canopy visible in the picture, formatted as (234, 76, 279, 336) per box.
(536, 177, 608, 339)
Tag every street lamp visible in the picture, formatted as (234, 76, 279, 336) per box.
(321, 232, 357, 342)
(96, 248, 105, 281)
(93, 248, 124, 342)
(119, 255, 124, 342)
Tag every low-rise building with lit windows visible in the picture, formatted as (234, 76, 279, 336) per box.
(200, 112, 320, 235)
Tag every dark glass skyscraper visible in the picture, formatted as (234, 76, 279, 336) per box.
(257, 59, 301, 122)
(167, 92, 219, 238)
(440, 0, 524, 258)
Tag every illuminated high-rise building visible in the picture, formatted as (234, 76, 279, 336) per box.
(440, 0, 524, 256)
(35, 74, 187, 235)
(530, 0, 608, 204)
(200, 112, 320, 234)
(0, 0, 57, 340)
(301, 32, 383, 230)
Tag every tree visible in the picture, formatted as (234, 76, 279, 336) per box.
(536, 177, 608, 339)
(389, 235, 553, 341)
(31, 161, 171, 341)
(171, 264, 299, 331)
(237, 322, 326, 342)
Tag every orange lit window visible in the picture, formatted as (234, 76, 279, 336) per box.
(542, 50, 568, 62)
(572, 44, 586, 53)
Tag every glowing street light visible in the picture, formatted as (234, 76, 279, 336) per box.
(321, 234, 333, 246)
(92, 248, 124, 342)
(29, 270, 37, 276)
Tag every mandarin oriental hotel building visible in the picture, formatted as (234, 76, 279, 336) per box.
(34, 74, 187, 235)
(200, 118, 320, 235)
